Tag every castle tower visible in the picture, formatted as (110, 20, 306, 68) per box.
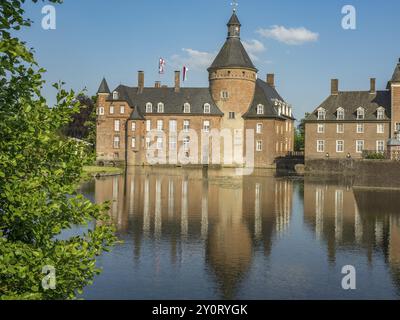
(208, 11, 258, 165)
(389, 58, 400, 137)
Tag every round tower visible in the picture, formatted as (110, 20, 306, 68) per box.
(208, 11, 258, 117)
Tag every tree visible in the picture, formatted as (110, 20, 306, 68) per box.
(0, 0, 116, 299)
(294, 113, 308, 151)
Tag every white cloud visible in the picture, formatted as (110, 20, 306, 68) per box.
(257, 25, 319, 45)
(171, 48, 216, 70)
(242, 39, 266, 61)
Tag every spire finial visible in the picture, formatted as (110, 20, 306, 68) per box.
(231, 0, 238, 12)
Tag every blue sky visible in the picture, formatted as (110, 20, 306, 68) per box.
(20, 0, 400, 120)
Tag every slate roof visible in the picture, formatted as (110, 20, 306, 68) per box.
(97, 78, 110, 94)
(305, 91, 391, 121)
(390, 59, 400, 83)
(243, 79, 295, 120)
(227, 12, 241, 26)
(107, 85, 223, 117)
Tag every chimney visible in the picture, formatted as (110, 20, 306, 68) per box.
(331, 79, 339, 95)
(155, 81, 161, 88)
(175, 70, 181, 93)
(138, 71, 144, 93)
(370, 78, 376, 94)
(267, 74, 275, 88)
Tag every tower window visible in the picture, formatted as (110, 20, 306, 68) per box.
(256, 123, 263, 134)
(98, 107, 104, 115)
(229, 112, 235, 119)
(114, 120, 120, 132)
(221, 91, 229, 99)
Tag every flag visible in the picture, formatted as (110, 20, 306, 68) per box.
(183, 66, 188, 82)
(159, 58, 166, 74)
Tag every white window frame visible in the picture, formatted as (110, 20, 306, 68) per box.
(317, 108, 326, 120)
(356, 140, 364, 153)
(183, 136, 190, 151)
(377, 108, 385, 120)
(257, 104, 264, 115)
(146, 103, 153, 113)
(317, 140, 325, 153)
(114, 120, 120, 132)
(112, 91, 119, 100)
(131, 137, 136, 148)
(357, 123, 364, 133)
(357, 107, 365, 120)
(146, 120, 151, 132)
(157, 120, 163, 132)
(183, 103, 191, 114)
(169, 120, 177, 133)
(120, 105, 125, 114)
(336, 140, 344, 153)
(113, 136, 120, 149)
(256, 123, 263, 134)
(337, 108, 345, 120)
(317, 124, 325, 133)
(377, 124, 384, 134)
(131, 122, 136, 131)
(376, 140, 385, 153)
(256, 140, 263, 152)
(337, 123, 344, 134)
(204, 103, 211, 114)
(110, 105, 115, 115)
(183, 120, 190, 132)
(157, 102, 164, 113)
(221, 91, 229, 99)
(203, 120, 210, 133)
(98, 107, 104, 115)
(169, 136, 177, 151)
(156, 137, 163, 150)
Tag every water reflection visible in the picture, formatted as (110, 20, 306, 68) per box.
(83, 169, 400, 299)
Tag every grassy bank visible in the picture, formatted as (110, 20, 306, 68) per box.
(82, 166, 124, 180)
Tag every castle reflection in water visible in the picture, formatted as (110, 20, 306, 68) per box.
(87, 168, 400, 299)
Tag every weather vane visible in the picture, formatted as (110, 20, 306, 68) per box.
(231, 0, 238, 12)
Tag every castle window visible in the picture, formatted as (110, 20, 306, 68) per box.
(317, 108, 326, 120)
(317, 124, 325, 133)
(183, 137, 190, 151)
(157, 103, 164, 113)
(146, 120, 151, 132)
(317, 140, 325, 153)
(357, 107, 365, 120)
(98, 107, 104, 115)
(357, 123, 364, 133)
(157, 137, 163, 150)
(377, 124, 384, 134)
(169, 137, 177, 151)
(377, 108, 385, 120)
(256, 123, 263, 134)
(221, 91, 229, 100)
(131, 122, 136, 131)
(110, 105, 115, 114)
(336, 140, 344, 153)
(131, 137, 136, 148)
(183, 103, 191, 113)
(112, 91, 119, 100)
(169, 120, 177, 132)
(183, 120, 190, 132)
(120, 105, 125, 114)
(356, 140, 364, 153)
(377, 140, 385, 152)
(114, 120, 120, 132)
(337, 108, 344, 120)
(229, 112, 235, 119)
(157, 120, 163, 131)
(257, 104, 264, 115)
(256, 141, 263, 152)
(203, 120, 210, 133)
(146, 103, 153, 113)
(337, 123, 344, 134)
(204, 103, 211, 114)
(113, 136, 120, 149)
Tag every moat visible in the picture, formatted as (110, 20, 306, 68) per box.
(78, 168, 400, 299)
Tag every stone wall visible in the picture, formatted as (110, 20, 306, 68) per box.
(305, 159, 400, 189)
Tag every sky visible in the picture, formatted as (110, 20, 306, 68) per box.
(19, 0, 400, 120)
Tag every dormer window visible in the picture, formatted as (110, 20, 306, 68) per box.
(146, 103, 152, 113)
(377, 107, 385, 120)
(257, 104, 264, 115)
(157, 102, 164, 113)
(357, 107, 365, 120)
(204, 103, 211, 114)
(112, 91, 119, 100)
(337, 107, 345, 120)
(184, 103, 191, 113)
(317, 108, 326, 120)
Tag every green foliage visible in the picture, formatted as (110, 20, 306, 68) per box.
(0, 0, 116, 300)
(294, 113, 308, 151)
(365, 152, 386, 160)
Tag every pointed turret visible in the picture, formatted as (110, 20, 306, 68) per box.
(391, 58, 400, 83)
(97, 78, 110, 94)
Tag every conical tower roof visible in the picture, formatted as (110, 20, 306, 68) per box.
(97, 78, 110, 94)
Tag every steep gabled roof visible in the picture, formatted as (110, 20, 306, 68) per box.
(305, 90, 391, 121)
(108, 85, 223, 117)
(97, 78, 110, 94)
(243, 79, 294, 120)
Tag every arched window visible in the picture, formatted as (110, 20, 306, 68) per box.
(337, 107, 345, 120)
(157, 102, 164, 113)
(146, 103, 153, 113)
(184, 103, 191, 113)
(98, 106, 104, 115)
(257, 104, 264, 115)
(317, 108, 326, 120)
(204, 103, 211, 114)
(377, 107, 385, 120)
(357, 107, 365, 120)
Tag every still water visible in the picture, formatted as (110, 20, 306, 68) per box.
(79, 168, 400, 300)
